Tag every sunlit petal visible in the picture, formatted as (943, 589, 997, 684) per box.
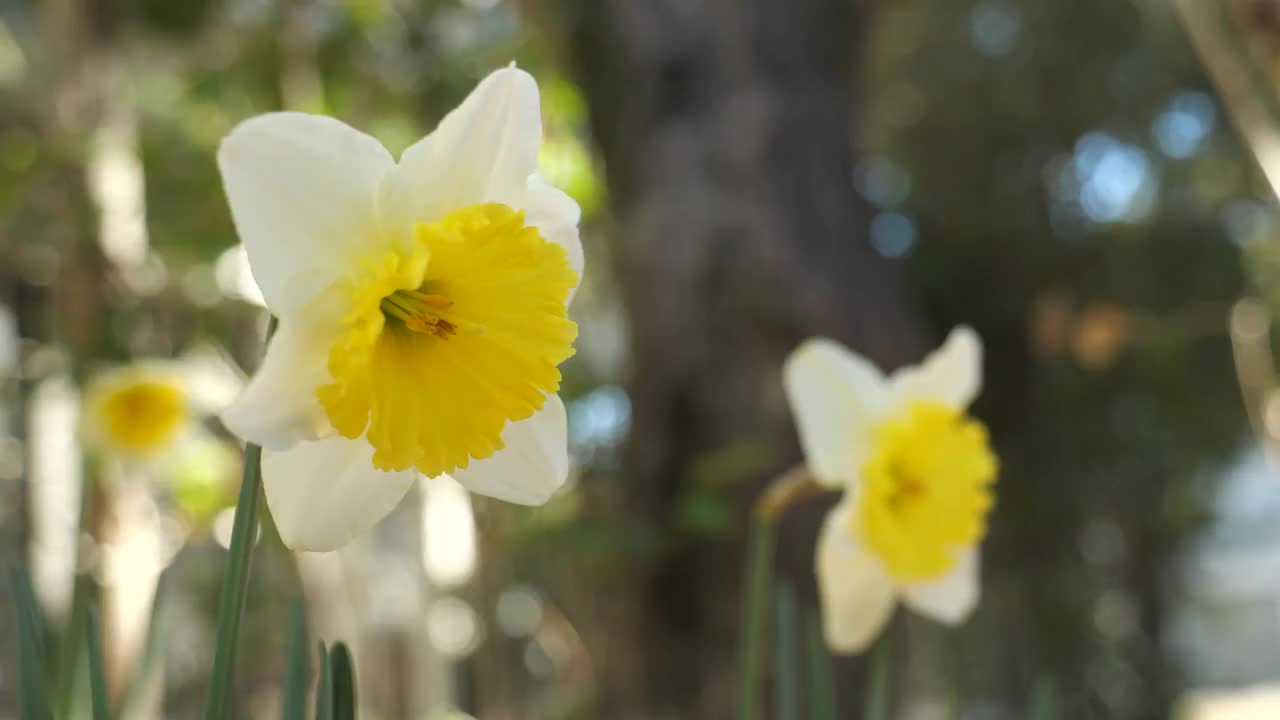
(388, 67, 542, 227)
(816, 498, 897, 654)
(901, 546, 980, 625)
(218, 112, 394, 314)
(890, 326, 982, 409)
(783, 338, 889, 488)
(221, 318, 335, 450)
(450, 394, 569, 505)
(262, 434, 418, 552)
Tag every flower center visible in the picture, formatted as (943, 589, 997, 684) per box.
(380, 290, 459, 338)
(854, 401, 997, 582)
(317, 203, 578, 476)
(103, 382, 189, 454)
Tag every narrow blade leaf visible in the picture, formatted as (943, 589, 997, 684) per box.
(772, 580, 800, 720)
(280, 600, 309, 720)
(329, 642, 357, 720)
(314, 642, 333, 720)
(11, 565, 52, 720)
(86, 605, 112, 720)
(804, 607, 834, 720)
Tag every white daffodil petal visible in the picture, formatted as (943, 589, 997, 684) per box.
(221, 320, 333, 451)
(262, 434, 418, 552)
(218, 112, 394, 313)
(450, 395, 569, 505)
(890, 326, 982, 410)
(816, 499, 897, 654)
(901, 547, 980, 625)
(513, 174, 584, 296)
(390, 66, 542, 225)
(783, 338, 889, 487)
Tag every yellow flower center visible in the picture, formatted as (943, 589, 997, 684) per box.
(102, 382, 190, 454)
(317, 203, 578, 476)
(855, 401, 997, 582)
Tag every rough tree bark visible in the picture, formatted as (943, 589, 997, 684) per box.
(549, 0, 925, 715)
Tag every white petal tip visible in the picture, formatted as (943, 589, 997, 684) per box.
(451, 396, 569, 506)
(219, 403, 298, 452)
(946, 325, 982, 362)
(901, 547, 981, 626)
(784, 337, 843, 370)
(824, 624, 884, 655)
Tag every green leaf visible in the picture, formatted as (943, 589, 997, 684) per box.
(280, 600, 309, 720)
(735, 516, 776, 720)
(329, 642, 357, 720)
(803, 607, 834, 720)
(315, 642, 333, 720)
(771, 581, 799, 720)
(86, 605, 112, 720)
(1029, 674, 1058, 720)
(864, 637, 891, 720)
(11, 564, 53, 720)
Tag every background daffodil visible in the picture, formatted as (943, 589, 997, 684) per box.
(82, 360, 200, 460)
(217, 66, 583, 552)
(783, 327, 997, 654)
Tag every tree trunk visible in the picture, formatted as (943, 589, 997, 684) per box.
(556, 1, 924, 715)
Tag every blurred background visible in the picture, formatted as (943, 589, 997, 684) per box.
(4, 0, 1280, 717)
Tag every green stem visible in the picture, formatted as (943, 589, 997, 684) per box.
(203, 316, 276, 719)
(202, 441, 263, 720)
(735, 466, 825, 720)
(864, 637, 891, 720)
(735, 516, 775, 720)
(803, 608, 834, 720)
(772, 580, 799, 720)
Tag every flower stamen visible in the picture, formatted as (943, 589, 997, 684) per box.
(381, 290, 459, 338)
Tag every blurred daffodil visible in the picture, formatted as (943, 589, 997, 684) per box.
(783, 327, 997, 654)
(217, 66, 582, 551)
(83, 361, 196, 459)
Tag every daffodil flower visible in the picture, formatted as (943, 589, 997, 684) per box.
(82, 360, 200, 459)
(217, 67, 583, 551)
(783, 327, 997, 654)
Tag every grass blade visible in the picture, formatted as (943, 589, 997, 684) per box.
(771, 581, 799, 720)
(86, 605, 111, 720)
(329, 642, 357, 720)
(11, 565, 53, 720)
(281, 600, 309, 720)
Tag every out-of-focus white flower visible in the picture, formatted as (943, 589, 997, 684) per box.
(81, 353, 240, 462)
(783, 327, 997, 654)
(82, 361, 197, 459)
(216, 66, 582, 551)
